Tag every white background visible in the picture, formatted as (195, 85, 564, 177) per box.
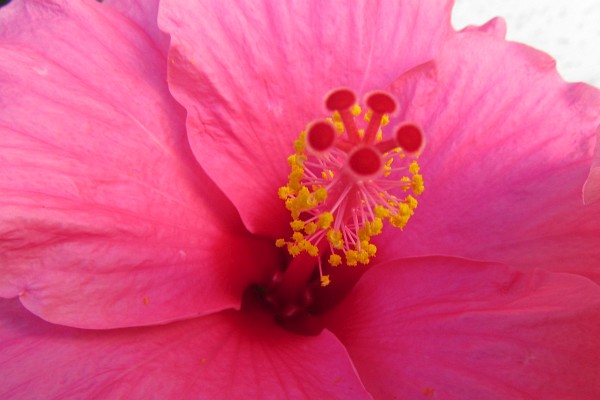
(453, 0, 600, 86)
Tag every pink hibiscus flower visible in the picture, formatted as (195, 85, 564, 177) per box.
(1, 0, 600, 398)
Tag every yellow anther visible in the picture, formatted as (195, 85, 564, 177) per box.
(304, 222, 317, 235)
(294, 132, 306, 153)
(288, 243, 301, 256)
(345, 250, 359, 266)
(275, 238, 286, 248)
(288, 153, 306, 167)
(334, 121, 344, 133)
(292, 231, 304, 242)
(327, 229, 344, 249)
(322, 169, 335, 180)
(350, 104, 362, 116)
(358, 227, 369, 241)
(332, 111, 342, 122)
(328, 253, 342, 267)
(398, 203, 412, 217)
(371, 218, 383, 235)
(288, 166, 304, 192)
(278, 186, 291, 200)
(357, 250, 370, 264)
(314, 187, 328, 203)
(381, 114, 390, 126)
(287, 155, 296, 167)
(306, 242, 319, 257)
(412, 174, 424, 195)
(317, 212, 334, 229)
(285, 198, 294, 211)
(376, 130, 383, 142)
(320, 275, 331, 287)
(374, 205, 390, 218)
(296, 186, 310, 204)
(290, 220, 305, 231)
(390, 214, 410, 229)
(364, 111, 372, 122)
(367, 243, 377, 257)
(409, 161, 420, 174)
(406, 195, 418, 210)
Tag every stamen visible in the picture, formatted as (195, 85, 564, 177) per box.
(277, 87, 425, 284)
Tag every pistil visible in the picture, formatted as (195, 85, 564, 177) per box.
(277, 87, 425, 286)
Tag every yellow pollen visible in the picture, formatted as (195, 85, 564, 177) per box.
(381, 114, 390, 126)
(275, 238, 286, 248)
(412, 174, 425, 195)
(409, 161, 420, 174)
(320, 275, 331, 287)
(374, 205, 390, 218)
(304, 222, 317, 235)
(317, 212, 334, 229)
(290, 219, 305, 231)
(292, 231, 304, 242)
(345, 250, 359, 266)
(294, 132, 306, 153)
(328, 253, 342, 266)
(278, 186, 291, 200)
(327, 229, 344, 249)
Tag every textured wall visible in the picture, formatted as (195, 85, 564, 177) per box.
(453, 0, 600, 86)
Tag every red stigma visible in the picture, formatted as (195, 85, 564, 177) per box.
(348, 146, 382, 177)
(325, 88, 357, 111)
(395, 123, 424, 153)
(366, 92, 397, 114)
(307, 120, 336, 152)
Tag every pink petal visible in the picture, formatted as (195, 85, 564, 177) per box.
(0, 1, 278, 328)
(583, 128, 600, 204)
(326, 257, 600, 399)
(376, 31, 600, 282)
(0, 298, 370, 399)
(158, 0, 454, 236)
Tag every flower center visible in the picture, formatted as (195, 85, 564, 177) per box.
(263, 88, 425, 333)
(277, 87, 424, 278)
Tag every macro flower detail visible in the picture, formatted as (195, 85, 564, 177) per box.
(1, 0, 600, 399)
(277, 88, 425, 284)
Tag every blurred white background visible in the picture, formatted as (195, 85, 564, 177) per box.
(453, 0, 600, 86)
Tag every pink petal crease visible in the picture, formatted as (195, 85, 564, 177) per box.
(376, 31, 600, 282)
(583, 128, 600, 204)
(102, 0, 170, 53)
(0, 298, 371, 399)
(327, 256, 600, 399)
(0, 0, 279, 329)
(158, 0, 454, 237)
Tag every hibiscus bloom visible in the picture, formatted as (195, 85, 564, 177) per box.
(1, 0, 600, 398)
